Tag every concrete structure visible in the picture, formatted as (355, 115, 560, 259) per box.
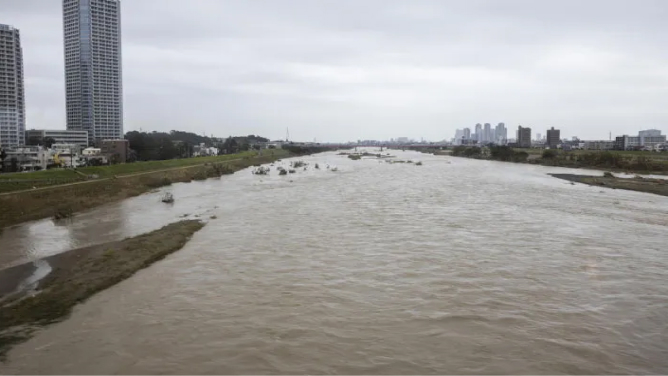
(583, 140, 615, 150)
(474, 123, 482, 143)
(193, 142, 218, 157)
(100, 138, 129, 163)
(615, 130, 667, 150)
(463, 127, 471, 140)
(51, 143, 84, 167)
(639, 129, 661, 138)
(25, 129, 89, 147)
(63, 0, 123, 144)
(546, 127, 561, 148)
(0, 24, 26, 149)
(82, 147, 101, 156)
(2, 146, 50, 171)
(517, 126, 532, 148)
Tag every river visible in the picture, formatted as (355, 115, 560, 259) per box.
(1, 150, 667, 374)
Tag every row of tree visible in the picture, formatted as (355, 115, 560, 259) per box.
(124, 131, 270, 161)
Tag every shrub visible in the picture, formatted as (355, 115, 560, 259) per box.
(542, 149, 559, 159)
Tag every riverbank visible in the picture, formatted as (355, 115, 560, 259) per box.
(550, 173, 668, 197)
(0, 150, 276, 194)
(0, 150, 289, 229)
(444, 146, 668, 175)
(0, 220, 205, 359)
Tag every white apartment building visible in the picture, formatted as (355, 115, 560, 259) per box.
(583, 140, 615, 150)
(25, 129, 89, 147)
(63, 0, 123, 144)
(0, 24, 25, 149)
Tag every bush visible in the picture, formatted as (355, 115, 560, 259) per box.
(513, 151, 529, 162)
(542, 149, 559, 159)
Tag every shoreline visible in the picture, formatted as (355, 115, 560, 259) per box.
(550, 173, 668, 197)
(0, 220, 205, 359)
(0, 151, 290, 229)
(413, 146, 668, 176)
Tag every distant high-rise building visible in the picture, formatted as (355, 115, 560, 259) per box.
(463, 127, 471, 140)
(517, 126, 531, 148)
(535, 133, 541, 142)
(483, 123, 491, 143)
(63, 0, 123, 144)
(454, 129, 464, 144)
(474, 123, 482, 143)
(546, 127, 561, 148)
(495, 122, 507, 144)
(0, 24, 26, 149)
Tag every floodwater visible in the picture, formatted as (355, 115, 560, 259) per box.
(1, 150, 668, 374)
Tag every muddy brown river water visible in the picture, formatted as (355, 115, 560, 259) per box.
(1, 150, 667, 374)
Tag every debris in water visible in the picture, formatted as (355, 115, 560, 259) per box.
(161, 192, 174, 203)
(252, 166, 270, 175)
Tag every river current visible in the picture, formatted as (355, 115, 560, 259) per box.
(1, 150, 667, 374)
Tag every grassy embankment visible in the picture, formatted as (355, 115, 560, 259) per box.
(447, 146, 668, 174)
(0, 220, 205, 359)
(550, 173, 668, 197)
(0, 150, 273, 193)
(0, 150, 289, 228)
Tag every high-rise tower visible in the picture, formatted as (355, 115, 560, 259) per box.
(63, 0, 123, 143)
(0, 24, 25, 148)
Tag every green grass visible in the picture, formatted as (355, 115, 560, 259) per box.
(0, 150, 289, 193)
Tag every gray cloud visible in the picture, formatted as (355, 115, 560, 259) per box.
(4, 0, 668, 141)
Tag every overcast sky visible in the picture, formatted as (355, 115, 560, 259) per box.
(4, 0, 668, 142)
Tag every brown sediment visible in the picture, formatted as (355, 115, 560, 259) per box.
(0, 153, 286, 229)
(550, 173, 668, 197)
(0, 220, 205, 360)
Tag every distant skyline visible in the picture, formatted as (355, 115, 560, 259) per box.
(4, 0, 668, 142)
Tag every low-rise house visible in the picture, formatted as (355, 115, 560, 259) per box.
(2, 146, 50, 171)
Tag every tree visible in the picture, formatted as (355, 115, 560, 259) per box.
(9, 157, 19, 173)
(26, 136, 43, 146)
(220, 137, 238, 154)
(542, 149, 559, 159)
(43, 137, 57, 148)
(0, 149, 6, 173)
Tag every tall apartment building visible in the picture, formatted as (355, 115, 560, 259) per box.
(517, 126, 531, 148)
(0, 24, 25, 149)
(495, 122, 507, 144)
(63, 0, 123, 144)
(483, 123, 491, 143)
(546, 127, 561, 148)
(474, 123, 482, 143)
(463, 127, 471, 140)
